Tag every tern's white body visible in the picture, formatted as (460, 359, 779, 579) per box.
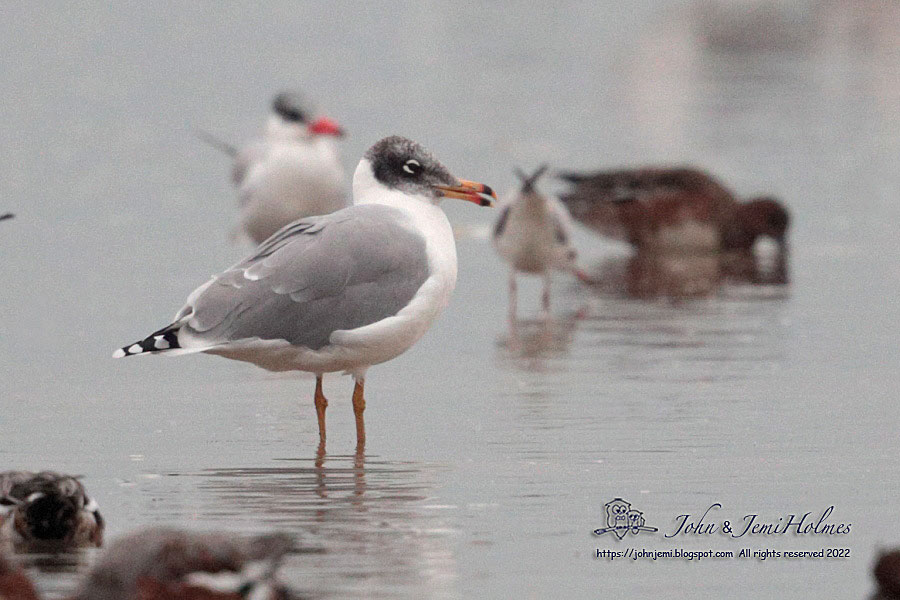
(192, 158, 457, 378)
(493, 181, 579, 319)
(493, 188, 577, 275)
(236, 117, 347, 244)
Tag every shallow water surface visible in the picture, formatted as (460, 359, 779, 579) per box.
(0, 1, 898, 598)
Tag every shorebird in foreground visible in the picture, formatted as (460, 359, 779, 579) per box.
(0, 528, 291, 600)
(558, 167, 789, 253)
(71, 528, 291, 600)
(115, 136, 495, 448)
(200, 90, 347, 244)
(0, 471, 103, 551)
(492, 165, 582, 320)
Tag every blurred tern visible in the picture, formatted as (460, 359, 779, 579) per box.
(492, 165, 582, 320)
(115, 136, 495, 448)
(202, 91, 348, 244)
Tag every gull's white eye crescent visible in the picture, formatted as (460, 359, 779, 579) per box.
(403, 159, 421, 175)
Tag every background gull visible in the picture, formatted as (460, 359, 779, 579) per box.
(200, 90, 348, 245)
(115, 136, 495, 449)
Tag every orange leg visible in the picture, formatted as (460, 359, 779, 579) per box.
(352, 378, 366, 449)
(314, 375, 328, 444)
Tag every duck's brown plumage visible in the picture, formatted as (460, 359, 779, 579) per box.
(0, 550, 40, 600)
(0, 528, 292, 600)
(874, 549, 900, 599)
(0, 471, 103, 550)
(558, 167, 789, 251)
(70, 528, 291, 600)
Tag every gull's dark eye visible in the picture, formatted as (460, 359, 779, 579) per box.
(402, 159, 422, 177)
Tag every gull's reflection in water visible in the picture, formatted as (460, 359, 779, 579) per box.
(167, 448, 456, 598)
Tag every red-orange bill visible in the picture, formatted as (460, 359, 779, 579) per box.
(434, 179, 497, 207)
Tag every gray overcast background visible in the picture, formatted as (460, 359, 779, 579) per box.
(1, 2, 898, 598)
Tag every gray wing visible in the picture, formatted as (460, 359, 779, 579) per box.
(178, 204, 430, 351)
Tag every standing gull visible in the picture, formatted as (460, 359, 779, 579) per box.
(492, 165, 581, 320)
(201, 91, 348, 244)
(115, 136, 495, 448)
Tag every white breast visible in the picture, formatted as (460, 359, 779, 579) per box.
(494, 192, 575, 274)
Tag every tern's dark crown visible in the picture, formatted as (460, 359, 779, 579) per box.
(272, 91, 308, 123)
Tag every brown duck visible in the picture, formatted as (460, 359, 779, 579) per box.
(558, 167, 789, 252)
(0, 471, 103, 551)
(0, 527, 292, 600)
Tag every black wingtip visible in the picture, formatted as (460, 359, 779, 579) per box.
(113, 326, 181, 358)
(0, 213, 13, 222)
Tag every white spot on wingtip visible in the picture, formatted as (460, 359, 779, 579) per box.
(112, 348, 126, 358)
(128, 344, 142, 354)
(154, 335, 170, 350)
